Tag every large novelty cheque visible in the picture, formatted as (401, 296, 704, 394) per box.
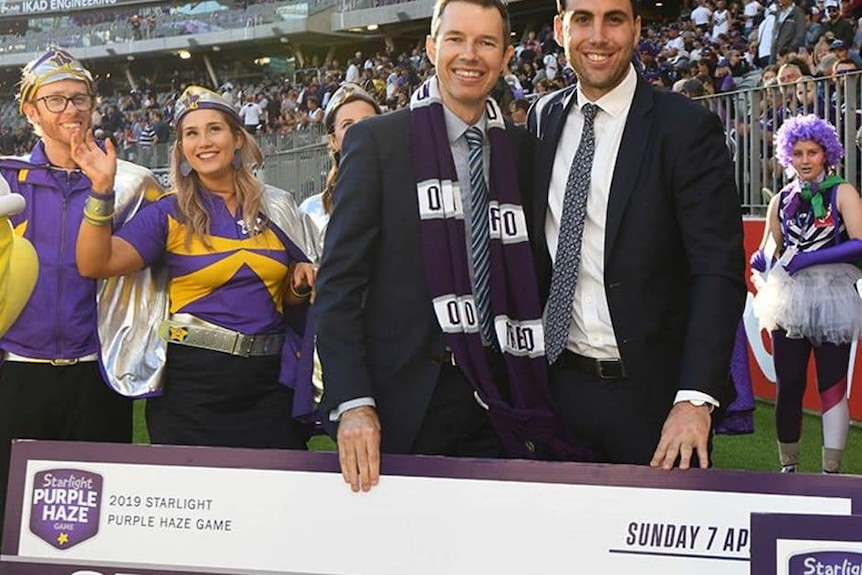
(3, 441, 862, 575)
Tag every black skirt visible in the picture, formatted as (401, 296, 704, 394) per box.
(146, 345, 308, 449)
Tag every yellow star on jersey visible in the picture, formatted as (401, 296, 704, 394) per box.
(168, 326, 188, 342)
(57, 532, 69, 545)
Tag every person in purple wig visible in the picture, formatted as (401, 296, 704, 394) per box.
(751, 113, 862, 474)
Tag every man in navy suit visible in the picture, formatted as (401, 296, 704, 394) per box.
(315, 0, 549, 492)
(528, 0, 745, 468)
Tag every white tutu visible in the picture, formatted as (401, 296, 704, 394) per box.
(753, 263, 862, 345)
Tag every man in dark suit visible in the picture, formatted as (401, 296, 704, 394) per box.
(528, 0, 745, 469)
(315, 0, 557, 492)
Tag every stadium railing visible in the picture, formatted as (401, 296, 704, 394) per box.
(263, 142, 331, 205)
(146, 127, 330, 205)
(695, 70, 862, 214)
(128, 123, 328, 169)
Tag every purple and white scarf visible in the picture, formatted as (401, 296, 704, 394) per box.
(410, 77, 589, 460)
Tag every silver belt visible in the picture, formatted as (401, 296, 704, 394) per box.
(157, 316, 284, 357)
(4, 352, 99, 366)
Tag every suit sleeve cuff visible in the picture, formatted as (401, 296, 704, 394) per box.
(674, 390, 719, 412)
(329, 397, 376, 422)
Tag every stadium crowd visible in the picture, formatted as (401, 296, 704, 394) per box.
(2, 0, 862, 161)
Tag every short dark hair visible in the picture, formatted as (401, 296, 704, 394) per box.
(430, 0, 511, 43)
(510, 98, 530, 114)
(556, 0, 639, 18)
(681, 78, 706, 97)
(784, 57, 813, 76)
(833, 58, 858, 73)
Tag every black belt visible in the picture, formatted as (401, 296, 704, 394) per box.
(556, 350, 627, 380)
(433, 346, 510, 402)
(433, 346, 503, 368)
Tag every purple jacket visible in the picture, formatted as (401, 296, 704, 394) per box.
(0, 141, 99, 359)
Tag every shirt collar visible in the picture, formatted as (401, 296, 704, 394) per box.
(30, 140, 50, 166)
(443, 104, 488, 145)
(575, 62, 637, 119)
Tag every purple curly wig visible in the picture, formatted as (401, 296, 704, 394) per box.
(774, 114, 844, 171)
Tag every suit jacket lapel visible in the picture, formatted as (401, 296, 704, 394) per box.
(534, 87, 578, 238)
(605, 77, 654, 258)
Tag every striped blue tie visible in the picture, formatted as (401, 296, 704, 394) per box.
(545, 103, 600, 364)
(465, 126, 497, 348)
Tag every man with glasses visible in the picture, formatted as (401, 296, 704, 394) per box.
(0, 48, 161, 542)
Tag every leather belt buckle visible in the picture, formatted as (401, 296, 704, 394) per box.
(50, 358, 79, 366)
(595, 359, 626, 380)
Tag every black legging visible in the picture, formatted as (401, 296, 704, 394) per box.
(771, 329, 850, 445)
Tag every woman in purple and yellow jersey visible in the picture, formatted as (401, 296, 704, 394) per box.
(74, 86, 316, 449)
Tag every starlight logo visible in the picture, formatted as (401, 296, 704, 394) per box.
(29, 469, 102, 550)
(789, 551, 862, 574)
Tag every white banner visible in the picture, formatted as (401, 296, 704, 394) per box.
(2, 442, 861, 575)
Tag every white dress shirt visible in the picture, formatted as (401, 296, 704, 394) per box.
(544, 64, 717, 408)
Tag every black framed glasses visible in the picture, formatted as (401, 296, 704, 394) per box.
(35, 93, 95, 113)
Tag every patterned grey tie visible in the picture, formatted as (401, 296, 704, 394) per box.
(545, 103, 600, 364)
(465, 126, 497, 348)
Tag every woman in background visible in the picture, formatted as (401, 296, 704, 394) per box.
(298, 83, 381, 407)
(299, 83, 381, 236)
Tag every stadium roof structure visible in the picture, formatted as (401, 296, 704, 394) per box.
(0, 0, 676, 96)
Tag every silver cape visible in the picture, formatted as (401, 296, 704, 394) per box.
(98, 176, 319, 397)
(97, 160, 168, 397)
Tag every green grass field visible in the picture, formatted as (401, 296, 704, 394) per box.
(713, 400, 862, 474)
(133, 399, 862, 474)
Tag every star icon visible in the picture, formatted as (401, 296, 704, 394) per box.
(49, 50, 74, 67)
(181, 92, 201, 112)
(57, 532, 69, 545)
(168, 326, 188, 342)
